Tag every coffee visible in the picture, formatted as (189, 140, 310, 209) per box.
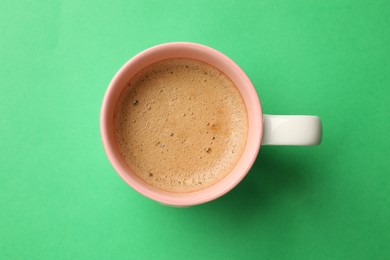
(114, 58, 248, 192)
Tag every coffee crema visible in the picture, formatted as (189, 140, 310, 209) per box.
(114, 58, 248, 192)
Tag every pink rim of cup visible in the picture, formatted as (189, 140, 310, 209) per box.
(100, 42, 262, 206)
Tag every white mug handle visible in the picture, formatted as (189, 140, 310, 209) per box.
(262, 115, 322, 146)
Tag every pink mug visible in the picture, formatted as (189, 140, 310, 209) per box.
(100, 42, 321, 206)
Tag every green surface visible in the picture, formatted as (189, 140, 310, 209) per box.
(1, 0, 390, 259)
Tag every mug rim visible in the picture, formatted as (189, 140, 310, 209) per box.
(100, 42, 262, 206)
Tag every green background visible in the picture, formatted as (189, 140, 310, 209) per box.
(1, 0, 389, 259)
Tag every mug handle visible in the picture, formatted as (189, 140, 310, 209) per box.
(262, 115, 322, 146)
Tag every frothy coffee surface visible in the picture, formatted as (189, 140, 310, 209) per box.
(114, 58, 248, 192)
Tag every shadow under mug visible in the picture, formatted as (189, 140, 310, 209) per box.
(100, 42, 322, 206)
